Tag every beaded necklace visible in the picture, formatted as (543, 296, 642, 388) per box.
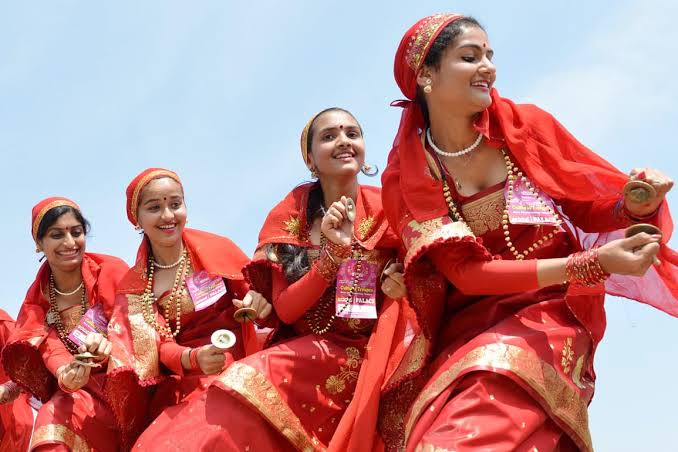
(307, 235, 363, 335)
(441, 150, 563, 260)
(141, 248, 191, 339)
(47, 274, 88, 354)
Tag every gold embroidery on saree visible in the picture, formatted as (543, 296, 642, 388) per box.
(385, 333, 427, 388)
(126, 294, 160, 380)
(358, 216, 375, 240)
(561, 337, 574, 375)
(32, 424, 90, 452)
(217, 362, 321, 452)
(157, 287, 194, 320)
(283, 216, 303, 238)
(461, 189, 505, 236)
(404, 219, 475, 264)
(325, 347, 362, 395)
(404, 343, 593, 452)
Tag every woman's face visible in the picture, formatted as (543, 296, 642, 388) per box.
(137, 177, 187, 249)
(419, 26, 497, 115)
(38, 211, 86, 273)
(307, 110, 365, 179)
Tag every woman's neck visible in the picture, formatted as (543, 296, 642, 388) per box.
(150, 240, 184, 266)
(428, 107, 479, 152)
(50, 266, 83, 293)
(318, 176, 358, 210)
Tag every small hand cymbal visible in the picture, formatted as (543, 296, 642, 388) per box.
(624, 180, 656, 204)
(211, 329, 237, 349)
(233, 307, 257, 323)
(625, 223, 662, 238)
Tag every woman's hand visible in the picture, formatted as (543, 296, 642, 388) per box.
(598, 233, 661, 276)
(381, 262, 406, 299)
(625, 168, 673, 217)
(57, 361, 92, 392)
(80, 332, 112, 362)
(233, 290, 273, 320)
(196, 345, 227, 375)
(320, 196, 354, 246)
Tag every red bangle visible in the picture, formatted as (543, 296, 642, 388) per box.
(566, 247, 610, 287)
(315, 249, 341, 282)
(323, 237, 352, 260)
(189, 348, 200, 370)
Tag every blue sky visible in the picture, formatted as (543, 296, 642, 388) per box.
(1, 1, 676, 449)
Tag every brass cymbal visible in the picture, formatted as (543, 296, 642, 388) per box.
(233, 307, 257, 323)
(211, 329, 237, 349)
(624, 180, 656, 204)
(625, 223, 662, 238)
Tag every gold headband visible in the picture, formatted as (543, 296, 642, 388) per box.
(299, 111, 324, 167)
(130, 169, 182, 225)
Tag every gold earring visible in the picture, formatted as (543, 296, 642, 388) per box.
(423, 79, 432, 94)
(134, 224, 142, 231)
(310, 168, 318, 179)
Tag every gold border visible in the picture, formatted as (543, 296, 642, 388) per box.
(32, 199, 79, 240)
(404, 219, 475, 265)
(126, 294, 160, 380)
(216, 362, 321, 452)
(129, 169, 181, 225)
(32, 424, 91, 452)
(405, 343, 592, 452)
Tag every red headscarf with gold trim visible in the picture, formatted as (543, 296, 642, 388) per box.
(125, 168, 182, 226)
(31, 197, 80, 242)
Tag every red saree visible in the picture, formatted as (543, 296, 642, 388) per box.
(105, 228, 256, 449)
(131, 183, 413, 451)
(1, 254, 128, 452)
(380, 13, 678, 452)
(0, 309, 33, 452)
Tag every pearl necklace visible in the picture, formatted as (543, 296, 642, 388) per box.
(153, 250, 185, 269)
(442, 150, 563, 260)
(47, 274, 88, 354)
(141, 249, 191, 338)
(53, 281, 84, 297)
(427, 128, 483, 158)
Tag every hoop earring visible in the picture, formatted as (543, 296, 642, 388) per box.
(361, 163, 379, 177)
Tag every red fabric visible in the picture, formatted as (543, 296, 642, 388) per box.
(125, 167, 181, 226)
(0, 311, 32, 452)
(105, 228, 255, 449)
(1, 253, 128, 402)
(384, 53, 678, 317)
(136, 183, 410, 452)
(31, 196, 79, 241)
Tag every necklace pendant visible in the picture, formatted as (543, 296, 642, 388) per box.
(46, 310, 59, 326)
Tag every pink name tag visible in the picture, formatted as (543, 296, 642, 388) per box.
(335, 260, 378, 319)
(186, 271, 227, 312)
(68, 305, 108, 347)
(506, 178, 560, 226)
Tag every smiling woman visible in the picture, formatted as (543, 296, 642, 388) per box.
(1, 197, 129, 451)
(104, 168, 273, 449)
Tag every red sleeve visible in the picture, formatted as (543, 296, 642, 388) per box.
(429, 248, 539, 295)
(272, 264, 331, 325)
(38, 331, 72, 376)
(158, 339, 189, 376)
(557, 197, 638, 232)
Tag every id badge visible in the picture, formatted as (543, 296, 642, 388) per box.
(186, 270, 227, 311)
(68, 304, 109, 347)
(335, 259, 378, 319)
(506, 178, 560, 226)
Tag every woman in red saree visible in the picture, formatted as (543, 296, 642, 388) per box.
(105, 168, 271, 448)
(131, 109, 412, 451)
(1, 197, 129, 451)
(380, 14, 677, 452)
(0, 309, 33, 452)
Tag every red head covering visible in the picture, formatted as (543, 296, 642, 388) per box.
(31, 197, 80, 242)
(125, 168, 182, 226)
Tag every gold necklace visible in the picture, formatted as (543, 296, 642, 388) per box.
(141, 249, 191, 338)
(47, 274, 87, 353)
(307, 235, 362, 335)
(442, 150, 563, 260)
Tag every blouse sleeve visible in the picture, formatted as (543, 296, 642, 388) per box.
(39, 331, 73, 376)
(429, 247, 540, 295)
(271, 263, 331, 325)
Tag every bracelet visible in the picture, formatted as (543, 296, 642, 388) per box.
(322, 235, 352, 260)
(189, 348, 200, 370)
(55, 368, 78, 394)
(565, 248, 610, 287)
(316, 249, 341, 282)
